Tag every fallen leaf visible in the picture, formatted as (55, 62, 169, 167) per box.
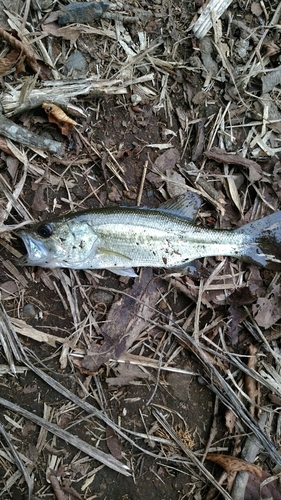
(146, 148, 180, 188)
(0, 27, 41, 76)
(42, 102, 77, 138)
(106, 426, 123, 460)
(251, 1, 263, 16)
(245, 470, 281, 500)
(166, 170, 187, 198)
(82, 269, 165, 371)
(0, 49, 20, 75)
(263, 40, 281, 58)
(106, 363, 150, 386)
(252, 285, 281, 329)
(207, 454, 263, 477)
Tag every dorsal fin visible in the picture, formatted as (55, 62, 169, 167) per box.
(158, 192, 202, 221)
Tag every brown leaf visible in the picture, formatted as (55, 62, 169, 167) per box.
(263, 41, 281, 58)
(106, 426, 123, 460)
(42, 102, 77, 138)
(31, 181, 48, 212)
(82, 269, 165, 371)
(0, 135, 14, 154)
(245, 470, 281, 500)
(0, 49, 20, 75)
(146, 148, 180, 188)
(0, 27, 41, 75)
(207, 454, 263, 477)
(251, 1, 263, 16)
(252, 285, 281, 329)
(41, 22, 82, 43)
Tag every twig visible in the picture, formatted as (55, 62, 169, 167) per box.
(0, 114, 63, 154)
(137, 160, 148, 206)
(0, 396, 131, 476)
(0, 422, 33, 500)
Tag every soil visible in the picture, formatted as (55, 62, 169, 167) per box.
(1, 0, 281, 499)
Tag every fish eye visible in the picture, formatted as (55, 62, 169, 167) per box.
(37, 223, 53, 238)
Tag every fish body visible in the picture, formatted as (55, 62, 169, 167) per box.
(18, 201, 281, 276)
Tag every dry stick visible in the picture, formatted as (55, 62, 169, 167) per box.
(20, 0, 31, 34)
(202, 395, 219, 463)
(137, 160, 148, 206)
(0, 115, 63, 154)
(231, 413, 268, 500)
(0, 396, 131, 476)
(0, 422, 33, 500)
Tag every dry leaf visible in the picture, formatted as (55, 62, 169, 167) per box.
(82, 269, 165, 371)
(252, 285, 281, 329)
(245, 470, 281, 500)
(0, 27, 41, 75)
(0, 49, 20, 75)
(106, 426, 123, 460)
(227, 176, 242, 214)
(207, 454, 263, 477)
(263, 41, 281, 58)
(251, 1, 263, 16)
(146, 148, 180, 188)
(42, 102, 77, 138)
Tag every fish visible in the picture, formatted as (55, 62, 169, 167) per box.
(17, 195, 281, 277)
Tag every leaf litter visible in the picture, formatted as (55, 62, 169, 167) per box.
(1, 0, 281, 499)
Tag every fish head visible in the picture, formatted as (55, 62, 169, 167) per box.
(18, 218, 98, 268)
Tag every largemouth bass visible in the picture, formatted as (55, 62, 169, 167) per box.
(18, 197, 281, 276)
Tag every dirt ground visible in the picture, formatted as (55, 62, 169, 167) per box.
(1, 0, 281, 499)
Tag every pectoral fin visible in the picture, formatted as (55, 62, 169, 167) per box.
(97, 247, 132, 261)
(97, 247, 137, 276)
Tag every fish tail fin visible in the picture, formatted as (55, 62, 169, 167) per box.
(236, 211, 281, 270)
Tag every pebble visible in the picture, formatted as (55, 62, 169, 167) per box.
(90, 290, 114, 306)
(131, 94, 142, 106)
(64, 52, 88, 79)
(23, 303, 37, 319)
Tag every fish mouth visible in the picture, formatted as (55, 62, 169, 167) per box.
(17, 231, 49, 266)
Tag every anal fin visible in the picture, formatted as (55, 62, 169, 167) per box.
(106, 267, 138, 277)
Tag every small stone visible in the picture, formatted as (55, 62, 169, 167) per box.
(90, 290, 114, 305)
(23, 303, 37, 319)
(131, 94, 142, 106)
(64, 52, 88, 79)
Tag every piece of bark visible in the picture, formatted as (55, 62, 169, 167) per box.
(82, 269, 165, 371)
(57, 1, 109, 25)
(204, 147, 262, 182)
